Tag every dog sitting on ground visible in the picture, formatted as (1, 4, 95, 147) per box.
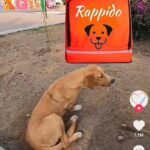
(26, 65, 115, 150)
(85, 24, 113, 49)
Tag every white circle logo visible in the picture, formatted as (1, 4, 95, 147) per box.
(133, 145, 145, 150)
(130, 90, 148, 112)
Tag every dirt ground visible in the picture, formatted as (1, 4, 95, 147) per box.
(0, 24, 150, 150)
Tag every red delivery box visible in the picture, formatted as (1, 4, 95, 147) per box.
(65, 0, 133, 63)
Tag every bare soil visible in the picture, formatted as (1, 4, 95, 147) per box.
(0, 24, 150, 150)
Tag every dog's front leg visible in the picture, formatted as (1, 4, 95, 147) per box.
(72, 104, 83, 111)
(65, 104, 82, 112)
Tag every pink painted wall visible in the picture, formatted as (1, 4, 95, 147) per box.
(0, 0, 57, 11)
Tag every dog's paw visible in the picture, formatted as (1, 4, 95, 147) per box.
(75, 132, 83, 138)
(0, 146, 6, 150)
(74, 104, 83, 111)
(70, 115, 78, 122)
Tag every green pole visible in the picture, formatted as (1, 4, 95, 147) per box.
(40, 0, 47, 18)
(40, 0, 51, 51)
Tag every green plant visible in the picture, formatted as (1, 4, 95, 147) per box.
(131, 0, 150, 39)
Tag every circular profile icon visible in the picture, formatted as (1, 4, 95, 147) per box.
(130, 90, 148, 112)
(133, 145, 145, 150)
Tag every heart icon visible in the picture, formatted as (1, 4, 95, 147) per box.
(130, 90, 148, 109)
(133, 120, 145, 131)
(133, 145, 145, 150)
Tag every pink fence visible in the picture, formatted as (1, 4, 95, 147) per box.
(0, 0, 56, 11)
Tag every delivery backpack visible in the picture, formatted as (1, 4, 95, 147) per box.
(65, 0, 133, 63)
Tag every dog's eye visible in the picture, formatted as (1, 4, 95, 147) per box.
(93, 31, 96, 34)
(101, 31, 104, 34)
(97, 75, 103, 79)
(100, 75, 104, 78)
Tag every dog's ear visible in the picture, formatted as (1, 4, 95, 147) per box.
(84, 24, 94, 36)
(103, 24, 113, 36)
(83, 75, 97, 89)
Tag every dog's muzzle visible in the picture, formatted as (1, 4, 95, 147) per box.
(95, 43, 102, 49)
(90, 39, 107, 50)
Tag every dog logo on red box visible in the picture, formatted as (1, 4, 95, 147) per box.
(84, 24, 113, 49)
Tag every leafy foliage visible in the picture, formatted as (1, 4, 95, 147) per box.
(131, 0, 150, 39)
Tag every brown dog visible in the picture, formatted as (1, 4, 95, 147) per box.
(26, 65, 115, 150)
